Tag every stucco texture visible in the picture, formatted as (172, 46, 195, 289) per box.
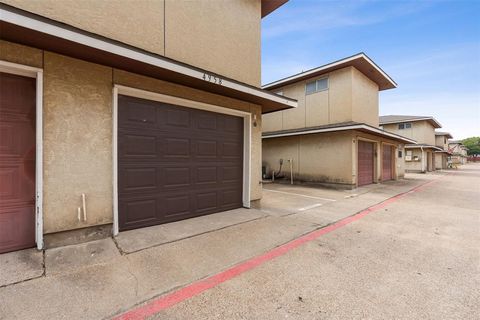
(164, 0, 261, 86)
(382, 121, 436, 146)
(262, 67, 380, 133)
(262, 131, 354, 186)
(2, 0, 261, 86)
(43, 52, 113, 233)
(2, 43, 263, 234)
(0, 40, 43, 68)
(263, 130, 404, 187)
(3, 0, 166, 55)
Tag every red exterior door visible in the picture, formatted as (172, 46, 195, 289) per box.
(382, 145, 393, 181)
(0, 72, 36, 253)
(358, 141, 374, 186)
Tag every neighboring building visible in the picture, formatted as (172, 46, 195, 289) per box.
(449, 140, 468, 165)
(262, 53, 415, 189)
(380, 115, 444, 173)
(0, 1, 295, 253)
(434, 131, 453, 169)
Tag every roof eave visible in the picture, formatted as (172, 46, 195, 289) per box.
(262, 53, 397, 91)
(0, 4, 297, 114)
(261, 0, 289, 18)
(262, 123, 416, 144)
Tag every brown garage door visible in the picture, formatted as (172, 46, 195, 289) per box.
(382, 145, 393, 181)
(358, 140, 374, 186)
(0, 72, 36, 253)
(118, 95, 244, 231)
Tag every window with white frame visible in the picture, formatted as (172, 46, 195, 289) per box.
(398, 123, 412, 129)
(305, 78, 328, 94)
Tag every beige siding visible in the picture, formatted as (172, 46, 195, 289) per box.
(328, 67, 353, 124)
(382, 120, 436, 146)
(3, 0, 166, 55)
(351, 68, 379, 127)
(42, 52, 113, 233)
(435, 135, 448, 150)
(165, 0, 261, 86)
(263, 130, 404, 187)
(405, 149, 425, 172)
(0, 40, 43, 67)
(263, 66, 382, 133)
(263, 131, 355, 186)
(263, 68, 354, 132)
(3, 0, 261, 86)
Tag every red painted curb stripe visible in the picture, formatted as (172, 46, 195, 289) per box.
(113, 179, 438, 320)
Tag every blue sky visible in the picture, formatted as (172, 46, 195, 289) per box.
(261, 0, 480, 139)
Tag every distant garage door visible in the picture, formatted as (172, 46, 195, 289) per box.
(358, 140, 374, 186)
(118, 95, 244, 231)
(0, 72, 36, 253)
(382, 145, 393, 181)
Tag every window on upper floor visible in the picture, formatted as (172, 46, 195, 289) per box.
(398, 123, 412, 129)
(305, 77, 328, 95)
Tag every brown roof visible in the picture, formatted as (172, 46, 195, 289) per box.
(263, 53, 397, 91)
(262, 0, 289, 18)
(435, 131, 453, 139)
(379, 115, 442, 128)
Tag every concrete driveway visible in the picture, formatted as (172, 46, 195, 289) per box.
(0, 164, 478, 319)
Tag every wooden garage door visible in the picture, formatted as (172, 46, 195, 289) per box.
(118, 95, 244, 231)
(382, 145, 393, 181)
(0, 72, 36, 253)
(358, 141, 374, 186)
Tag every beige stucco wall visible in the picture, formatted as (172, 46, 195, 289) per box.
(262, 131, 355, 186)
(165, 0, 261, 86)
(2, 0, 261, 86)
(262, 130, 404, 187)
(405, 149, 425, 172)
(351, 68, 379, 127)
(382, 121, 436, 145)
(1, 41, 262, 234)
(2, 0, 165, 55)
(262, 66, 380, 133)
(435, 135, 448, 150)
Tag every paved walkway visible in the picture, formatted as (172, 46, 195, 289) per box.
(1, 165, 478, 319)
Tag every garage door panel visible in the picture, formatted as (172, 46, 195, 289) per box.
(118, 95, 243, 231)
(163, 167, 191, 188)
(382, 145, 393, 181)
(196, 140, 218, 158)
(196, 166, 218, 185)
(358, 141, 374, 186)
(120, 133, 157, 158)
(120, 167, 157, 192)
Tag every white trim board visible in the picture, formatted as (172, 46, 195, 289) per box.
(1, 6, 296, 110)
(262, 124, 416, 144)
(112, 85, 252, 235)
(0, 60, 44, 250)
(263, 53, 396, 90)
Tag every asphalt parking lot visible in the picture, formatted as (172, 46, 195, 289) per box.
(1, 164, 478, 320)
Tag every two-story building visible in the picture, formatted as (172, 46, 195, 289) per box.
(262, 53, 415, 189)
(448, 140, 468, 165)
(0, 0, 296, 253)
(434, 131, 453, 169)
(379, 115, 443, 173)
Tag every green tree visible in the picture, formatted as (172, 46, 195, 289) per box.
(462, 137, 480, 155)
